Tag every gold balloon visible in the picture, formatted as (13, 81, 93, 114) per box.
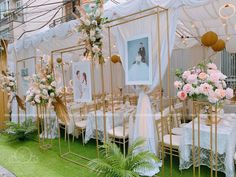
(56, 58, 62, 64)
(211, 39, 225, 52)
(201, 31, 218, 47)
(111, 55, 121, 63)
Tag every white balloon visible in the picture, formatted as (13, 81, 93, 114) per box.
(226, 35, 236, 53)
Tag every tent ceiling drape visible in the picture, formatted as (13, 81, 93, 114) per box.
(8, 0, 218, 62)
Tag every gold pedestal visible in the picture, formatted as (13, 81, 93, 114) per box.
(36, 105, 53, 150)
(206, 116, 221, 126)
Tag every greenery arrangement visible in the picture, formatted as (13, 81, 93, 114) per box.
(88, 139, 159, 177)
(5, 119, 37, 141)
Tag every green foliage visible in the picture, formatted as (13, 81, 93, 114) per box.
(88, 139, 159, 177)
(4, 119, 37, 141)
(175, 68, 182, 78)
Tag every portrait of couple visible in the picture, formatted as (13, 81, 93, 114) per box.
(126, 35, 152, 85)
(73, 61, 92, 102)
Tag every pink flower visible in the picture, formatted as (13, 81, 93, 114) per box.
(174, 81, 183, 89)
(198, 72, 208, 80)
(182, 71, 191, 79)
(183, 84, 193, 93)
(215, 82, 223, 89)
(226, 88, 234, 99)
(215, 89, 226, 99)
(207, 63, 217, 70)
(177, 91, 187, 101)
(187, 74, 197, 84)
(208, 91, 219, 104)
(209, 72, 220, 83)
(199, 83, 213, 95)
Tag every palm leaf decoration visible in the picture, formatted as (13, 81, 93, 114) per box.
(88, 138, 159, 177)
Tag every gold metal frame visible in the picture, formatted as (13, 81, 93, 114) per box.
(36, 104, 53, 150)
(51, 45, 95, 166)
(192, 101, 219, 177)
(105, 5, 171, 177)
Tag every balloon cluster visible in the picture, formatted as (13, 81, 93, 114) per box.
(201, 31, 225, 52)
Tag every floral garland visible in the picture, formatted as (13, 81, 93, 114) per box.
(0, 71, 17, 94)
(174, 61, 234, 104)
(77, 1, 106, 64)
(26, 66, 57, 106)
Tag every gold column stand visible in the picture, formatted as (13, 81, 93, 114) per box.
(37, 105, 53, 150)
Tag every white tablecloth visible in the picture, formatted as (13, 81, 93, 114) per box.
(179, 114, 236, 177)
(85, 106, 136, 143)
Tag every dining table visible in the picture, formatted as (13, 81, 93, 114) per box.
(179, 114, 236, 177)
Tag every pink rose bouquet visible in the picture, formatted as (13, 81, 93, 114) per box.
(175, 61, 233, 104)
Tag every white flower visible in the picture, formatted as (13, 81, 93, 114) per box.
(42, 89, 48, 96)
(91, 20, 97, 25)
(92, 45, 100, 53)
(84, 19, 91, 26)
(51, 81, 57, 87)
(6, 87, 11, 91)
(47, 75, 51, 79)
(220, 73, 227, 80)
(222, 81, 227, 88)
(50, 92, 55, 97)
(9, 82, 14, 86)
(90, 36, 96, 42)
(207, 63, 217, 70)
(26, 95, 32, 102)
(34, 95, 41, 103)
(95, 9, 101, 17)
(39, 84, 45, 89)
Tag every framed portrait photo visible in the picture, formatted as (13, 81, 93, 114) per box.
(72, 61, 92, 103)
(125, 34, 152, 85)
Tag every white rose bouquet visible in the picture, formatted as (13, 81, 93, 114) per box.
(26, 68, 57, 106)
(174, 61, 234, 105)
(76, 1, 107, 63)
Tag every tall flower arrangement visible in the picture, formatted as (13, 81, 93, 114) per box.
(0, 71, 16, 94)
(174, 61, 234, 104)
(26, 66, 57, 106)
(76, 1, 106, 63)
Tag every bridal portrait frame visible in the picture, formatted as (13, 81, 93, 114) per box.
(72, 61, 92, 102)
(125, 34, 152, 85)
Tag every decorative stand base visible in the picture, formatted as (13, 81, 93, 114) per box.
(205, 117, 221, 126)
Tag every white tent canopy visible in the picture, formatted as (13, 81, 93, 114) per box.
(8, 0, 217, 62)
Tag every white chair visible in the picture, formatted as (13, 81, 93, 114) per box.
(155, 116, 181, 157)
(70, 104, 88, 145)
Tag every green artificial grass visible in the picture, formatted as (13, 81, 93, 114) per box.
(0, 133, 227, 177)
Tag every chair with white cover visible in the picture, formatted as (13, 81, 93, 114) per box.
(70, 104, 88, 145)
(172, 101, 187, 135)
(108, 111, 133, 155)
(155, 117, 181, 158)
